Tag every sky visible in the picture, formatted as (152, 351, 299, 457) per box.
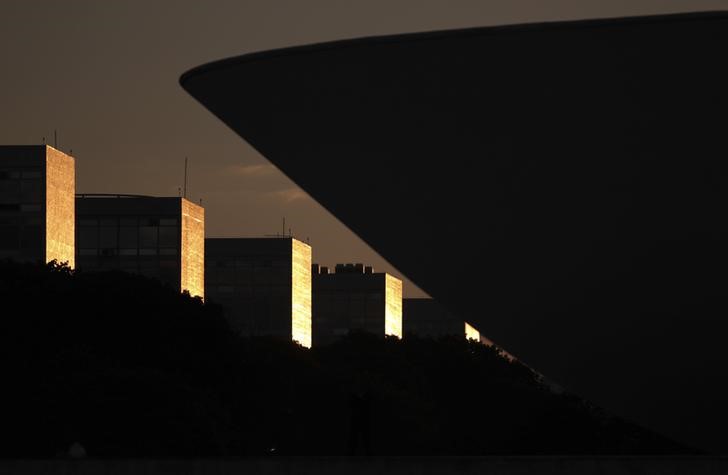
(1, 0, 725, 297)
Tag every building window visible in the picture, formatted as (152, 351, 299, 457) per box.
(0, 226, 19, 249)
(99, 226, 118, 248)
(20, 180, 42, 203)
(158, 226, 178, 248)
(21, 170, 41, 179)
(78, 226, 98, 248)
(139, 226, 158, 248)
(21, 225, 42, 249)
(119, 226, 138, 248)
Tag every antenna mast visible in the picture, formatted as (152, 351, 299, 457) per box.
(183, 157, 188, 199)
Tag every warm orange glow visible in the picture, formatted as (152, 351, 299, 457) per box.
(385, 274, 403, 338)
(180, 199, 204, 299)
(45, 147, 75, 268)
(465, 322, 480, 342)
(291, 239, 312, 348)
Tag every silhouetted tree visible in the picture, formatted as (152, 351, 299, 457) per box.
(0, 260, 697, 457)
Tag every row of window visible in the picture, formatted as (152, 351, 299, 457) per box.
(208, 284, 290, 293)
(0, 216, 41, 226)
(0, 225, 42, 250)
(77, 224, 180, 250)
(0, 170, 42, 180)
(208, 258, 291, 268)
(77, 264, 180, 284)
(80, 257, 178, 266)
(0, 173, 43, 205)
(77, 248, 179, 256)
(78, 217, 178, 227)
(0, 204, 42, 212)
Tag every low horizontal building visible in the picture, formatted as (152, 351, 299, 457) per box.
(0, 145, 75, 267)
(205, 237, 312, 348)
(404, 298, 483, 342)
(403, 298, 462, 339)
(312, 263, 402, 346)
(75, 195, 204, 298)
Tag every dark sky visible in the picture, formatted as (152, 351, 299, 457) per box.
(1, 0, 724, 297)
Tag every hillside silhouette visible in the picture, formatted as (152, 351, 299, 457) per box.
(0, 260, 695, 457)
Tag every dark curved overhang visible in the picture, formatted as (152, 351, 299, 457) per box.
(181, 12, 728, 452)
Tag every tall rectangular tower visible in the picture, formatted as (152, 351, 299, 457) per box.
(312, 263, 402, 346)
(0, 145, 75, 267)
(75, 195, 204, 298)
(205, 237, 312, 348)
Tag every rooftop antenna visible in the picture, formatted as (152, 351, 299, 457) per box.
(178, 187, 181, 197)
(183, 157, 188, 199)
(282, 217, 285, 238)
(42, 137, 45, 144)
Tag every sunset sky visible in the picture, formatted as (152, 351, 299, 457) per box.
(1, 0, 724, 297)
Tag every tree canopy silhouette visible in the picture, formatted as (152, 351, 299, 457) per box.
(0, 260, 696, 457)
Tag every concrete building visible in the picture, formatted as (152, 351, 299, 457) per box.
(403, 298, 462, 339)
(0, 145, 75, 267)
(205, 237, 312, 348)
(75, 195, 204, 298)
(404, 298, 484, 344)
(312, 263, 402, 346)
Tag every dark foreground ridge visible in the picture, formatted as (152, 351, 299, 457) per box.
(4, 457, 728, 475)
(0, 261, 693, 457)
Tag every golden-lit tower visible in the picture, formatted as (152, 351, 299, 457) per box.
(312, 263, 402, 346)
(0, 145, 75, 267)
(75, 196, 204, 299)
(180, 198, 205, 299)
(205, 237, 312, 348)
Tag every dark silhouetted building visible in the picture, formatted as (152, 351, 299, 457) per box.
(312, 263, 402, 346)
(403, 298, 462, 338)
(0, 145, 75, 267)
(180, 12, 728, 451)
(403, 298, 482, 342)
(75, 195, 204, 298)
(205, 237, 312, 348)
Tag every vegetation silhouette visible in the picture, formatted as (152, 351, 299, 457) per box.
(0, 260, 696, 457)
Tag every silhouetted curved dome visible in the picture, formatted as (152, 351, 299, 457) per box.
(181, 11, 728, 452)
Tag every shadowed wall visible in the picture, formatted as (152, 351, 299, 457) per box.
(181, 12, 728, 452)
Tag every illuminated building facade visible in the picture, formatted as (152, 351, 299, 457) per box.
(75, 195, 204, 298)
(465, 322, 480, 342)
(205, 237, 312, 348)
(0, 145, 75, 267)
(312, 263, 402, 346)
